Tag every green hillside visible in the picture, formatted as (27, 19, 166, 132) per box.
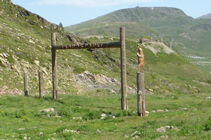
(0, 0, 211, 95)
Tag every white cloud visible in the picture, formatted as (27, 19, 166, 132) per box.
(31, 0, 163, 7)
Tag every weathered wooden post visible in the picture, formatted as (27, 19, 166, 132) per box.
(51, 33, 58, 100)
(120, 27, 128, 110)
(24, 73, 29, 96)
(39, 72, 44, 98)
(137, 71, 145, 116)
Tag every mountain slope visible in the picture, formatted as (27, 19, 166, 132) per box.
(1, 1, 211, 96)
(65, 7, 211, 73)
(65, 7, 194, 36)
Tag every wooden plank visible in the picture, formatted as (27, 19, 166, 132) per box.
(24, 73, 29, 96)
(51, 33, 58, 100)
(52, 42, 121, 50)
(137, 72, 145, 116)
(39, 72, 44, 98)
(120, 27, 128, 110)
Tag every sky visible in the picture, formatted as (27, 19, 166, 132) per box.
(11, 0, 211, 27)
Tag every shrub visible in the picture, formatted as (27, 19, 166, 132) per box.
(57, 109, 72, 118)
(203, 117, 211, 131)
(83, 111, 101, 120)
(116, 110, 131, 117)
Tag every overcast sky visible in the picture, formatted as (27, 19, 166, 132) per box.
(11, 0, 211, 27)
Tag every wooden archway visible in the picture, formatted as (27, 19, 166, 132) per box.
(51, 27, 128, 110)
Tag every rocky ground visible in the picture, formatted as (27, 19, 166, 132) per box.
(0, 85, 22, 96)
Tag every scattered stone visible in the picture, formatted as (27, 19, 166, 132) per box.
(73, 117, 82, 120)
(156, 126, 179, 132)
(41, 108, 54, 112)
(156, 127, 166, 132)
(156, 109, 164, 112)
(206, 97, 211, 100)
(63, 129, 77, 133)
(72, 53, 81, 58)
(34, 60, 40, 66)
(149, 89, 153, 92)
(110, 90, 116, 94)
(180, 108, 187, 110)
(18, 128, 25, 130)
(124, 134, 129, 138)
(131, 131, 138, 137)
(29, 40, 35, 44)
(132, 136, 139, 139)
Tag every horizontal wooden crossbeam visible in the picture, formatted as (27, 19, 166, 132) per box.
(52, 42, 121, 50)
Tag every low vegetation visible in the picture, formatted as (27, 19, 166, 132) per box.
(1, 93, 211, 139)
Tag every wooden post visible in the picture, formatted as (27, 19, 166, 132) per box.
(51, 33, 58, 100)
(137, 72, 145, 116)
(24, 73, 29, 96)
(120, 27, 128, 110)
(39, 72, 44, 98)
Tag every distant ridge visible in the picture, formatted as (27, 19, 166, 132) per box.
(65, 7, 194, 38)
(197, 13, 211, 19)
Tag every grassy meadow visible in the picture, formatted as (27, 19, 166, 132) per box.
(1, 92, 211, 139)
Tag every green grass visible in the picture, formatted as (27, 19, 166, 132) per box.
(1, 93, 211, 139)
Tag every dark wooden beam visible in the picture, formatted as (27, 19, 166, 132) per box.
(52, 42, 121, 50)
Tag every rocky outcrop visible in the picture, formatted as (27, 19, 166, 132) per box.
(66, 34, 87, 44)
(2, 0, 13, 4)
(75, 71, 136, 94)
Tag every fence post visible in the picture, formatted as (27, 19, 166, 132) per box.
(137, 72, 145, 116)
(39, 72, 44, 98)
(24, 73, 29, 96)
(120, 27, 128, 110)
(51, 33, 58, 100)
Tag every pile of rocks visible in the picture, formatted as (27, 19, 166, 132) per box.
(0, 85, 22, 96)
(156, 126, 179, 132)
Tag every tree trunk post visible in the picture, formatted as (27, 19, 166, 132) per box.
(120, 27, 128, 110)
(51, 33, 58, 100)
(39, 71, 44, 98)
(24, 73, 29, 96)
(137, 72, 145, 116)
